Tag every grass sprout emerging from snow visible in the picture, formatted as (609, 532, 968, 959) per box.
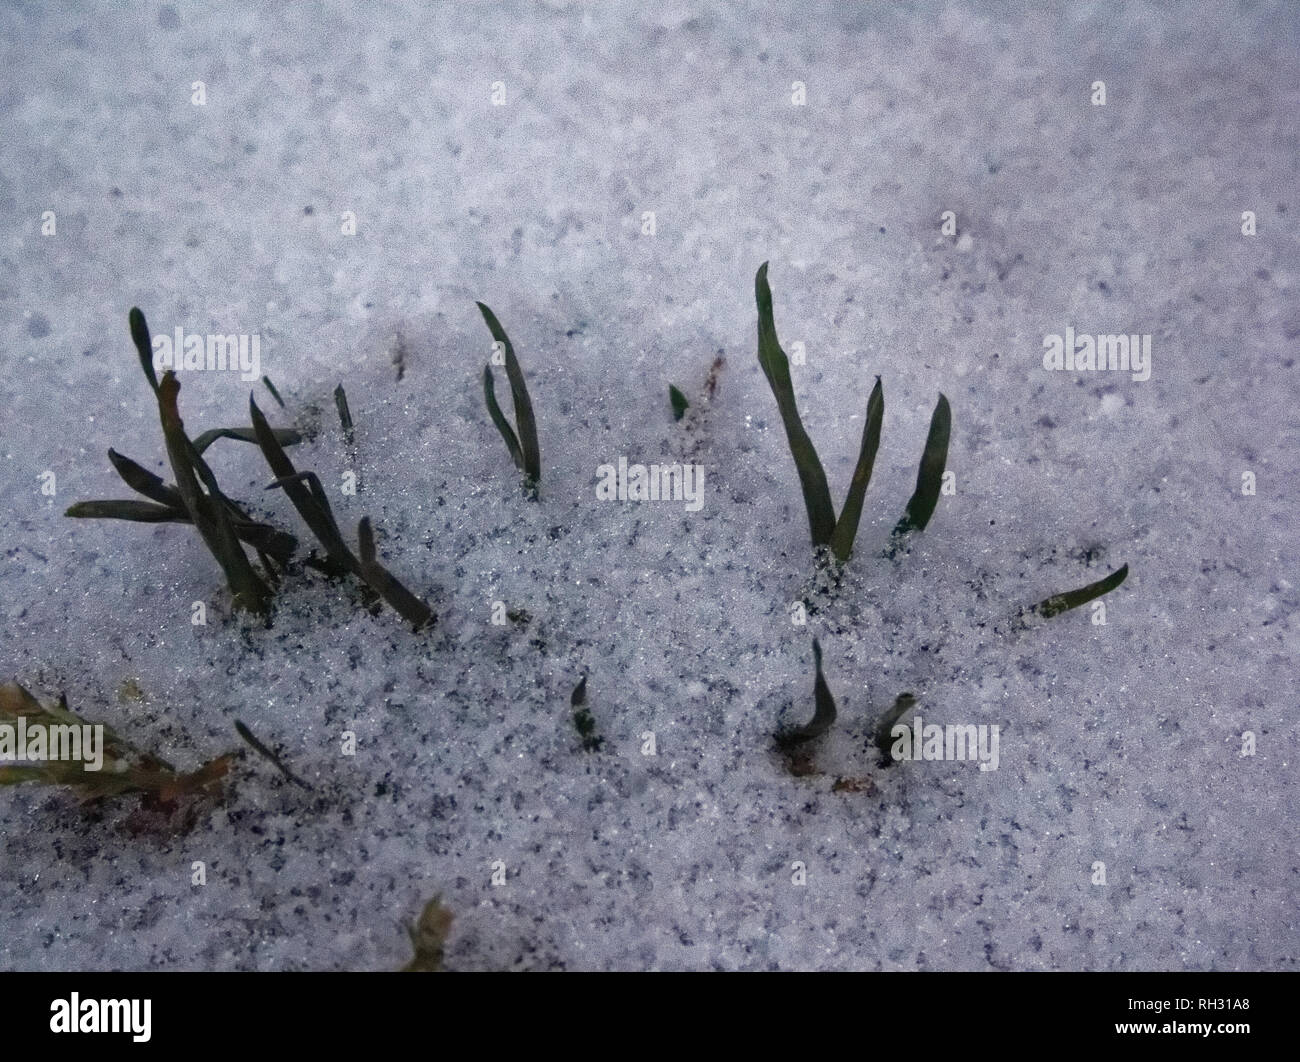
(757, 262, 948, 565)
(757, 262, 1130, 772)
(478, 301, 541, 499)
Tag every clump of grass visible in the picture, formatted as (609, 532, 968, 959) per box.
(570, 674, 603, 751)
(757, 263, 1128, 618)
(67, 307, 434, 629)
(757, 263, 935, 565)
(66, 309, 300, 616)
(0, 682, 232, 803)
(478, 302, 541, 499)
(401, 895, 454, 972)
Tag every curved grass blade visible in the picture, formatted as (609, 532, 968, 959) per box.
(192, 426, 301, 455)
(1031, 563, 1128, 619)
(890, 393, 951, 548)
(477, 302, 540, 491)
(482, 364, 524, 470)
(830, 376, 884, 563)
(755, 263, 836, 549)
(107, 449, 184, 508)
(873, 692, 916, 766)
(776, 638, 838, 747)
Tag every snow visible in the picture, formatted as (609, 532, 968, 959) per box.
(0, 0, 1296, 970)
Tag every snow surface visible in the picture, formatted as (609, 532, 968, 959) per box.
(1, 1, 1297, 970)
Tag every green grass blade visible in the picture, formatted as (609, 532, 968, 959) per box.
(234, 719, 313, 789)
(356, 516, 435, 631)
(67, 498, 295, 562)
(159, 374, 271, 614)
(251, 396, 356, 574)
(777, 638, 838, 747)
(569, 674, 602, 751)
(890, 393, 951, 545)
(482, 364, 524, 470)
(65, 500, 182, 522)
(669, 385, 689, 421)
(334, 383, 354, 445)
(261, 375, 286, 408)
(873, 692, 916, 766)
(129, 307, 158, 393)
(263, 470, 354, 571)
(1032, 563, 1129, 619)
(476, 302, 541, 489)
(755, 263, 837, 549)
(192, 426, 301, 454)
(830, 376, 885, 563)
(107, 449, 185, 508)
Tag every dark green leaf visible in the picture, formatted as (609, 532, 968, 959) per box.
(252, 395, 356, 574)
(334, 383, 354, 445)
(356, 516, 435, 631)
(1032, 563, 1129, 619)
(755, 263, 836, 549)
(777, 638, 838, 747)
(107, 449, 184, 508)
(873, 693, 917, 766)
(129, 307, 158, 393)
(477, 302, 541, 491)
(191, 426, 301, 455)
(830, 376, 884, 563)
(482, 364, 524, 470)
(669, 385, 689, 421)
(261, 375, 286, 408)
(158, 373, 271, 614)
(890, 393, 951, 546)
(65, 500, 183, 522)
